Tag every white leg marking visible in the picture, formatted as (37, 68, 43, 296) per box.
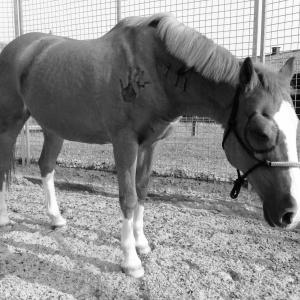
(42, 171, 66, 227)
(133, 204, 151, 254)
(0, 181, 9, 226)
(121, 217, 144, 278)
(274, 101, 300, 226)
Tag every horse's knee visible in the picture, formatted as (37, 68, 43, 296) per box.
(119, 193, 138, 219)
(136, 184, 148, 202)
(136, 176, 151, 201)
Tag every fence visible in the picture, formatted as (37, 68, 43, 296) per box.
(0, 0, 300, 182)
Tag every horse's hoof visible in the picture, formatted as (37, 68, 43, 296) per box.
(0, 215, 10, 227)
(137, 244, 151, 255)
(50, 215, 67, 228)
(122, 265, 145, 278)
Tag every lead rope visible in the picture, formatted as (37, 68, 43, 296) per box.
(230, 162, 266, 199)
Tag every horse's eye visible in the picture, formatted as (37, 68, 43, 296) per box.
(245, 114, 278, 152)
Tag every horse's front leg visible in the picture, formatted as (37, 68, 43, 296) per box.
(113, 129, 144, 278)
(134, 144, 156, 254)
(39, 131, 66, 227)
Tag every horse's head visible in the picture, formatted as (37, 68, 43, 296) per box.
(223, 57, 300, 229)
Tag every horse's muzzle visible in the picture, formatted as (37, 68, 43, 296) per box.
(263, 197, 300, 229)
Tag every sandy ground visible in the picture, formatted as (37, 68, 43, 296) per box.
(0, 165, 300, 299)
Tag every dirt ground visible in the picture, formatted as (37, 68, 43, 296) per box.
(0, 164, 300, 300)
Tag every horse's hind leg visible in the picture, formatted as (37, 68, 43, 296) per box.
(38, 130, 66, 227)
(134, 144, 155, 254)
(0, 134, 13, 226)
(0, 116, 29, 226)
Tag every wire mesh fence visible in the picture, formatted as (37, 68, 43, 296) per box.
(0, 0, 299, 182)
(21, 0, 117, 38)
(0, 0, 15, 44)
(264, 0, 300, 115)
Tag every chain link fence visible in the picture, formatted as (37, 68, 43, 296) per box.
(0, 0, 299, 182)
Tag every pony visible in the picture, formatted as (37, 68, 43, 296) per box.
(0, 13, 299, 278)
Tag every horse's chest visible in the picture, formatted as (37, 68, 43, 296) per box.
(139, 119, 179, 146)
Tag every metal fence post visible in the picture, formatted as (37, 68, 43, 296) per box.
(14, 0, 30, 166)
(252, 0, 266, 63)
(13, 0, 20, 36)
(116, 0, 121, 23)
(252, 0, 260, 61)
(259, 0, 266, 64)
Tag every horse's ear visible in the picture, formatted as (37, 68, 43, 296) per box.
(279, 57, 295, 79)
(239, 57, 257, 91)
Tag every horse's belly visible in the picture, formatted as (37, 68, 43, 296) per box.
(28, 102, 111, 144)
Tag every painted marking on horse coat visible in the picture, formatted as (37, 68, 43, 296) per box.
(120, 78, 136, 102)
(42, 171, 66, 227)
(273, 100, 300, 225)
(120, 68, 150, 102)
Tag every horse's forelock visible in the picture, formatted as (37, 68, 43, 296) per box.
(254, 63, 291, 98)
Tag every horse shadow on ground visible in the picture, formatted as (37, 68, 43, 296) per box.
(4, 212, 121, 249)
(0, 240, 122, 298)
(24, 176, 119, 199)
(0, 219, 125, 298)
(147, 190, 264, 223)
(25, 175, 263, 223)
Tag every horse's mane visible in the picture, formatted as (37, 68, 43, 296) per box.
(122, 13, 240, 84)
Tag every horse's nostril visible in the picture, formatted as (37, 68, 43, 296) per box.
(281, 212, 294, 226)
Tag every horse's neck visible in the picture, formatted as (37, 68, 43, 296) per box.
(160, 62, 238, 126)
(190, 74, 238, 126)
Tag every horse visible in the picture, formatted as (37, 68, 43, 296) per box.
(0, 13, 299, 278)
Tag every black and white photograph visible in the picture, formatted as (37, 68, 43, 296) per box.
(0, 0, 299, 299)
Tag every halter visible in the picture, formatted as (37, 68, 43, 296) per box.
(222, 86, 300, 199)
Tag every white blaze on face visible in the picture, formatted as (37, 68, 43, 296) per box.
(273, 100, 300, 226)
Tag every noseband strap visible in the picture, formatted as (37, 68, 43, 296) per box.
(222, 86, 300, 199)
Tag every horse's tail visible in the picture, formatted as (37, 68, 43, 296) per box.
(0, 37, 33, 189)
(0, 130, 17, 190)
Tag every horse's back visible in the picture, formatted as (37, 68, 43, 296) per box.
(0, 19, 175, 145)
